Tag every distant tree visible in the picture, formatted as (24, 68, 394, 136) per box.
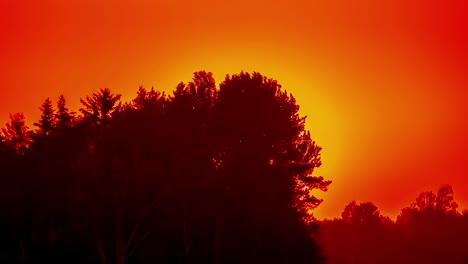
(319, 201, 396, 264)
(341, 201, 388, 224)
(396, 185, 464, 262)
(320, 185, 466, 264)
(132, 86, 166, 111)
(80, 88, 122, 125)
(56, 95, 74, 129)
(1, 113, 31, 154)
(397, 185, 460, 233)
(436, 185, 458, 213)
(406, 185, 458, 214)
(188, 71, 217, 108)
(412, 191, 437, 211)
(34, 98, 56, 136)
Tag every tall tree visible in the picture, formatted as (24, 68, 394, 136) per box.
(34, 98, 56, 136)
(213, 72, 329, 262)
(1, 113, 31, 155)
(216, 72, 330, 217)
(56, 95, 74, 129)
(80, 88, 122, 125)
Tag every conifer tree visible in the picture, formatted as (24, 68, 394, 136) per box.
(34, 98, 56, 136)
(56, 95, 74, 129)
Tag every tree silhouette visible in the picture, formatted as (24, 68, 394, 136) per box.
(412, 191, 437, 210)
(80, 88, 122, 125)
(188, 71, 217, 108)
(56, 95, 74, 129)
(212, 72, 328, 263)
(34, 98, 56, 136)
(1, 113, 31, 155)
(341, 201, 388, 224)
(394, 185, 466, 263)
(132, 86, 166, 111)
(436, 185, 458, 213)
(0, 72, 331, 263)
(3, 72, 468, 264)
(320, 202, 398, 264)
(402, 185, 459, 215)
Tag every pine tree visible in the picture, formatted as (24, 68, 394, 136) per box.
(56, 95, 74, 129)
(80, 88, 122, 125)
(34, 98, 56, 136)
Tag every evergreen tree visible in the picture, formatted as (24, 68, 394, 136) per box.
(34, 98, 56, 136)
(80, 88, 121, 125)
(56, 95, 74, 129)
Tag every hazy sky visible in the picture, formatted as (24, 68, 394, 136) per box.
(1, 0, 467, 219)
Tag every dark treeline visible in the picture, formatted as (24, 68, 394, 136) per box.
(317, 185, 468, 264)
(0, 72, 331, 263)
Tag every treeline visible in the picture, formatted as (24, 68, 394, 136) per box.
(317, 185, 468, 264)
(0, 72, 330, 263)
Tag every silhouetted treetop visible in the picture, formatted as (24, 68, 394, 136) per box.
(319, 187, 468, 264)
(132, 86, 166, 111)
(34, 98, 55, 136)
(56, 94, 74, 129)
(0, 71, 330, 263)
(217, 72, 301, 143)
(409, 184, 458, 213)
(1, 113, 31, 155)
(214, 72, 330, 224)
(436, 184, 458, 212)
(80, 88, 122, 125)
(341, 201, 389, 224)
(188, 71, 217, 108)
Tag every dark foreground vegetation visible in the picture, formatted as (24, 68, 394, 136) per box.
(0, 72, 330, 263)
(1, 71, 466, 264)
(317, 185, 468, 264)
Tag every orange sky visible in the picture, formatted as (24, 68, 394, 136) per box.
(1, 0, 467, 219)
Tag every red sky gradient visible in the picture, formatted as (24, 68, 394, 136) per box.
(1, 0, 467, 219)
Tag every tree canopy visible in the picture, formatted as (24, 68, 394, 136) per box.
(0, 71, 329, 263)
(80, 88, 122, 125)
(319, 185, 468, 264)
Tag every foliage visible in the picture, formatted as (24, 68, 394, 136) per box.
(56, 95, 75, 129)
(318, 185, 468, 264)
(34, 98, 56, 136)
(0, 72, 329, 263)
(1, 113, 31, 155)
(80, 88, 122, 125)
